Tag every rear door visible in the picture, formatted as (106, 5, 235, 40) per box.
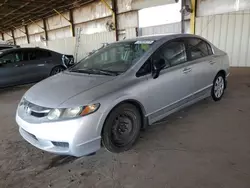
(23, 49, 53, 81)
(185, 38, 217, 97)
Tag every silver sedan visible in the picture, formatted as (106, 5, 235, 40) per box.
(16, 34, 230, 157)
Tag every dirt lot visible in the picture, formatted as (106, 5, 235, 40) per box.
(0, 68, 250, 188)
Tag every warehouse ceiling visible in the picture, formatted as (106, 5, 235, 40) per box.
(0, 0, 94, 32)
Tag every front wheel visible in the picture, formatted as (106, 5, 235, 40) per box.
(211, 73, 225, 101)
(102, 103, 141, 153)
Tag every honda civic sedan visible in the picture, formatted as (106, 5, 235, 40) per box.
(16, 34, 230, 157)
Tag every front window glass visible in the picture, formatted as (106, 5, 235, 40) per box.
(160, 41, 187, 66)
(70, 41, 153, 76)
(0, 52, 22, 65)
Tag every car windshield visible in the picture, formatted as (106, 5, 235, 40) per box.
(70, 41, 153, 76)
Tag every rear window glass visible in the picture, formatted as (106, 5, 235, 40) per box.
(186, 38, 212, 60)
(24, 50, 51, 60)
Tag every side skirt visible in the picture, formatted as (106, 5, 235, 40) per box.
(147, 86, 212, 125)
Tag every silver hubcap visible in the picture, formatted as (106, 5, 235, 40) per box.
(214, 76, 224, 98)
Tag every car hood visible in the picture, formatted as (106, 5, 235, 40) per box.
(24, 72, 115, 108)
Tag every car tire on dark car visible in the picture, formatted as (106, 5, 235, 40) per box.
(102, 103, 141, 153)
(50, 66, 65, 76)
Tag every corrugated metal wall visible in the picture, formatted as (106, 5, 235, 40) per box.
(77, 31, 116, 60)
(197, 0, 250, 17)
(21, 31, 115, 59)
(196, 10, 250, 67)
(139, 22, 181, 36)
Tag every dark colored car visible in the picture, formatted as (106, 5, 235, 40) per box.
(0, 47, 74, 88)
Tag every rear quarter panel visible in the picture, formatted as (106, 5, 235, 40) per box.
(50, 52, 63, 67)
(212, 45, 230, 76)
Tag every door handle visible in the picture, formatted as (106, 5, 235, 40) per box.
(15, 64, 24, 67)
(209, 61, 216, 65)
(183, 67, 192, 74)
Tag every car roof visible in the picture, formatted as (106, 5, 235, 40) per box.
(0, 47, 55, 54)
(119, 33, 199, 43)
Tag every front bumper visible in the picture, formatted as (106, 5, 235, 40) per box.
(16, 112, 102, 157)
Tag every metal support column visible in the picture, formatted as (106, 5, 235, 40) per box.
(42, 19, 48, 41)
(100, 0, 118, 41)
(190, 0, 196, 34)
(1, 33, 4, 41)
(11, 30, 16, 45)
(69, 9, 75, 37)
(24, 25, 30, 44)
(181, 0, 185, 33)
(112, 0, 118, 41)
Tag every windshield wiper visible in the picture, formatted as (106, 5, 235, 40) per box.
(96, 69, 121, 76)
(70, 68, 120, 76)
(70, 69, 93, 74)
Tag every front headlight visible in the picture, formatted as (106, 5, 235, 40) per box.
(47, 104, 100, 121)
(48, 109, 62, 120)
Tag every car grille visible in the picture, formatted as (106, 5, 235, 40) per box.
(30, 111, 48, 118)
(21, 99, 51, 118)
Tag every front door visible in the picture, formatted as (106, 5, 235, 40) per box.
(0, 50, 29, 87)
(139, 39, 195, 123)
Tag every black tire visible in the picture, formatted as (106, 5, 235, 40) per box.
(211, 73, 225, 101)
(50, 66, 65, 76)
(102, 103, 141, 153)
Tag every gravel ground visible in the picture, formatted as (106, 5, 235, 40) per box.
(0, 68, 250, 188)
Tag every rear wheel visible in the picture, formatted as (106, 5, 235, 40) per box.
(50, 66, 65, 76)
(211, 73, 225, 101)
(102, 103, 141, 153)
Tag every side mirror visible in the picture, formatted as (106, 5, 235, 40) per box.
(152, 58, 166, 79)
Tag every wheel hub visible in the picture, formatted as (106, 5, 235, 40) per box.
(117, 116, 133, 135)
(214, 76, 224, 98)
(111, 113, 135, 146)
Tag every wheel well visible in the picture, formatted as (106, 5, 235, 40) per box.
(123, 100, 148, 129)
(103, 100, 148, 133)
(50, 65, 65, 74)
(217, 70, 226, 78)
(53, 65, 65, 69)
